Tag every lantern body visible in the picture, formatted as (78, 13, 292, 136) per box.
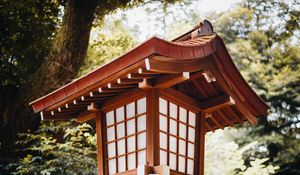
(99, 90, 204, 175)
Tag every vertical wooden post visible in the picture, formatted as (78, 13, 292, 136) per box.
(96, 111, 105, 175)
(199, 113, 206, 175)
(146, 89, 160, 167)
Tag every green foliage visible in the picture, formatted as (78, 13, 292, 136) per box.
(213, 0, 300, 174)
(205, 130, 279, 175)
(78, 20, 136, 76)
(4, 122, 97, 175)
(0, 0, 60, 88)
(1, 16, 137, 175)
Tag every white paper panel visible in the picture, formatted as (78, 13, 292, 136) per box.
(188, 127, 195, 142)
(179, 123, 187, 139)
(106, 111, 114, 126)
(169, 102, 177, 119)
(137, 132, 146, 149)
(127, 153, 136, 170)
(159, 115, 167, 132)
(187, 159, 194, 174)
(106, 126, 115, 142)
(127, 136, 135, 152)
(188, 143, 195, 158)
(159, 98, 167, 115)
(169, 120, 177, 135)
(178, 156, 186, 173)
(126, 119, 135, 135)
(179, 107, 187, 123)
(137, 115, 146, 132)
(116, 106, 125, 122)
(107, 142, 116, 158)
(169, 153, 177, 170)
(117, 123, 125, 138)
(108, 158, 116, 175)
(169, 136, 177, 152)
(117, 156, 125, 173)
(126, 102, 135, 118)
(160, 133, 167, 149)
(160, 150, 167, 165)
(179, 139, 186, 155)
(138, 150, 146, 166)
(189, 112, 196, 127)
(137, 97, 146, 114)
(117, 139, 125, 155)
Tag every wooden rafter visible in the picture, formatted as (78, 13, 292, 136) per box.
(215, 110, 234, 127)
(210, 58, 257, 125)
(145, 56, 210, 74)
(152, 72, 190, 89)
(139, 72, 190, 89)
(117, 78, 143, 84)
(107, 83, 136, 89)
(199, 95, 235, 113)
(75, 103, 99, 123)
(161, 88, 235, 112)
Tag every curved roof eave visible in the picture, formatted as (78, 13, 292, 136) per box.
(213, 36, 269, 117)
(30, 33, 269, 120)
(30, 35, 218, 113)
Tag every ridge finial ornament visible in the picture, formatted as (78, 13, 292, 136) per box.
(191, 19, 214, 38)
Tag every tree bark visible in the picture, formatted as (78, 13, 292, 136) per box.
(0, 0, 98, 156)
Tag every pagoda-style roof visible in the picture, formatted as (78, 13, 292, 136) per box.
(30, 20, 268, 132)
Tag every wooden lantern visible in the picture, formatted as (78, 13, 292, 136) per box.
(30, 20, 268, 175)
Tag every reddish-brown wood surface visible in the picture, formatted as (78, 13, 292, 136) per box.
(96, 111, 105, 175)
(146, 89, 160, 166)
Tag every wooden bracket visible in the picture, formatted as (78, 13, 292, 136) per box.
(161, 88, 235, 112)
(75, 103, 99, 123)
(153, 72, 190, 89)
(203, 70, 216, 83)
(139, 78, 153, 89)
(139, 72, 190, 90)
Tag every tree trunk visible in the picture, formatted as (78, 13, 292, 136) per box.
(0, 0, 98, 156)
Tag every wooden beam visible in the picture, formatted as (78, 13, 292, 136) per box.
(161, 88, 235, 112)
(138, 78, 152, 89)
(127, 73, 158, 79)
(102, 88, 145, 112)
(189, 70, 205, 81)
(107, 82, 136, 89)
(205, 121, 214, 132)
(209, 115, 223, 129)
(152, 72, 190, 89)
(145, 56, 210, 73)
(75, 103, 99, 123)
(160, 88, 201, 112)
(138, 68, 159, 75)
(41, 111, 75, 121)
(208, 62, 258, 125)
(146, 89, 160, 166)
(199, 113, 206, 175)
(99, 87, 131, 93)
(203, 71, 216, 83)
(117, 78, 143, 84)
(215, 110, 234, 127)
(200, 95, 235, 113)
(95, 111, 105, 175)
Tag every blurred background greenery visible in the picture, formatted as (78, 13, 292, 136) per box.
(0, 0, 299, 174)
